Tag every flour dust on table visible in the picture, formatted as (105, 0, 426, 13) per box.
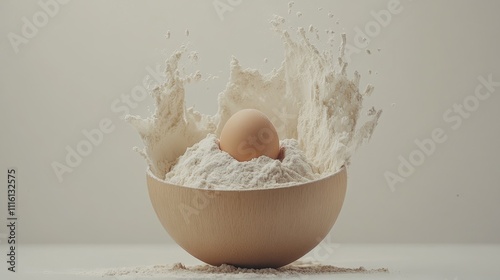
(91, 260, 388, 279)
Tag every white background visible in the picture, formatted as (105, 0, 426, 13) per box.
(1, 0, 499, 245)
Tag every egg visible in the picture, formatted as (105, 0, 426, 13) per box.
(219, 109, 280, 162)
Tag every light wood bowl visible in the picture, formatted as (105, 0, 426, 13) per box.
(147, 166, 347, 268)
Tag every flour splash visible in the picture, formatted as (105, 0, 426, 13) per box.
(128, 15, 381, 187)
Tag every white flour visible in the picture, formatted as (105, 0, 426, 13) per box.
(128, 15, 381, 189)
(165, 134, 320, 189)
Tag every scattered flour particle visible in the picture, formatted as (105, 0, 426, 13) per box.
(185, 29, 190, 36)
(366, 49, 371, 54)
(336, 20, 339, 25)
(184, 70, 202, 83)
(188, 51, 199, 62)
(263, 58, 268, 63)
(165, 30, 170, 39)
(328, 12, 334, 18)
(364, 84, 375, 96)
(377, 48, 381, 52)
(296, 11, 302, 17)
(270, 15, 286, 30)
(369, 70, 372, 74)
(307, 25, 320, 40)
(368, 107, 377, 116)
(318, 7, 323, 11)
(391, 103, 396, 107)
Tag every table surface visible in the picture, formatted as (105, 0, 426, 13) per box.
(1, 243, 499, 280)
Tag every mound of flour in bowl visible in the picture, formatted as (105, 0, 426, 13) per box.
(165, 134, 320, 189)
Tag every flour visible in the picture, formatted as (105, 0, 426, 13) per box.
(93, 261, 388, 278)
(165, 134, 320, 189)
(127, 15, 381, 189)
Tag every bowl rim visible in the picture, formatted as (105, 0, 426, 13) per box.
(146, 165, 346, 192)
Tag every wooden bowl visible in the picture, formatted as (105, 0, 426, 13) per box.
(146, 166, 347, 268)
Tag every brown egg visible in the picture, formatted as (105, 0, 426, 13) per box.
(219, 109, 280, 162)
